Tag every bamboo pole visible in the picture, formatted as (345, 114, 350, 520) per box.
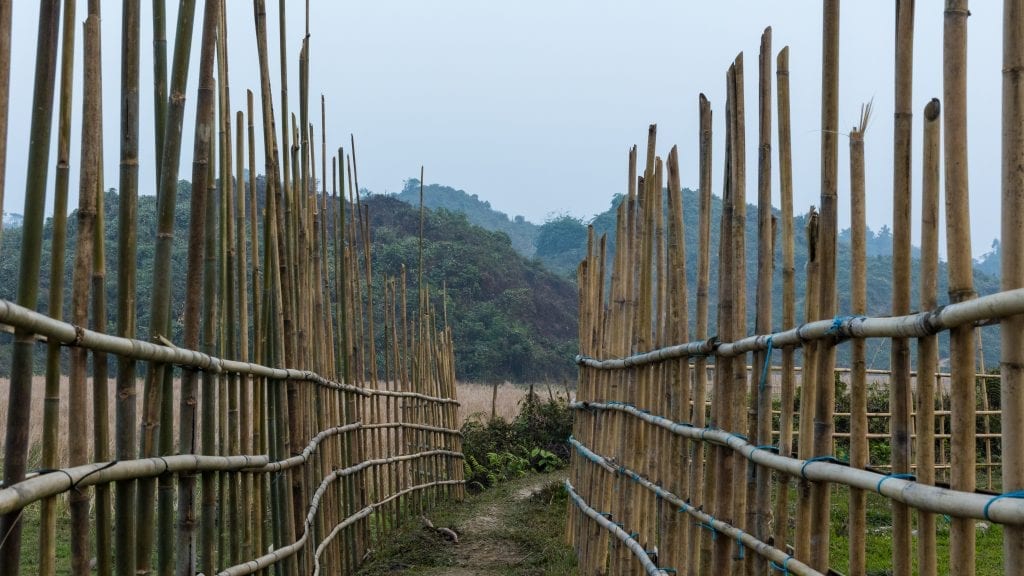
(69, 9, 103, 572)
(0, 2, 61, 569)
(918, 97, 942, 576)
(115, 0, 141, 573)
(91, 31, 112, 574)
(848, 101, 872, 576)
(714, 67, 737, 574)
(751, 30, 774, 576)
(152, 0, 167, 189)
(889, 3, 916, 575)
(795, 208, 819, 562)
(39, 0, 76, 571)
(772, 46, 796, 554)
(174, 1, 218, 572)
(1003, 0, 1024, 571)
(687, 95, 712, 576)
(809, 0, 840, 569)
(944, 2, 978, 573)
(138, 2, 198, 572)
(0, 0, 10, 248)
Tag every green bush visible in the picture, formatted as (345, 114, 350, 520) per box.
(460, 386, 573, 492)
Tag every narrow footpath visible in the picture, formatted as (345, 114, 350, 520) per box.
(357, 472, 577, 576)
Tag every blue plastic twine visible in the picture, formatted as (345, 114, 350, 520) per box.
(983, 490, 1024, 522)
(875, 473, 916, 494)
(758, 336, 774, 392)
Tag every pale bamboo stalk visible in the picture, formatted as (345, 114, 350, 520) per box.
(115, 0, 141, 573)
(1002, 1, 1024, 571)
(152, 0, 167, 188)
(714, 68, 737, 574)
(235, 107, 253, 564)
(848, 102, 872, 576)
(172, 2, 217, 572)
(686, 95, 712, 576)
(945, 2, 978, 573)
(0, 2, 61, 569)
(772, 46, 796, 553)
(0, 0, 10, 248)
(138, 2, 198, 572)
(795, 208, 819, 562)
(40, 0, 77, 570)
(665, 146, 689, 569)
(728, 56, 750, 576)
(69, 12, 103, 573)
(888, 4, 916, 575)
(92, 50, 112, 576)
(918, 97, 941, 576)
(751, 30, 773, 576)
(808, 1, 840, 569)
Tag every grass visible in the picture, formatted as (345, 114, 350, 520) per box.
(355, 472, 577, 576)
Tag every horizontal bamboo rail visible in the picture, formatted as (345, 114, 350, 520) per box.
(577, 288, 1024, 369)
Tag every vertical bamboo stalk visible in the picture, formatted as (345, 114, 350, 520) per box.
(0, 0, 11, 247)
(69, 9, 103, 573)
(115, 0, 140, 574)
(235, 106, 253, 564)
(795, 207, 819, 562)
(848, 102, 873, 576)
(0, 2, 61, 569)
(138, 3, 197, 573)
(772, 46, 796, 553)
(945, 2, 977, 573)
(152, 0, 167, 189)
(918, 97, 942, 576)
(727, 54, 749, 576)
(890, 3, 916, 575)
(751, 30, 774, 576)
(175, 2, 218, 573)
(809, 0, 840, 569)
(92, 54, 112, 576)
(687, 94, 712, 576)
(1001, 0, 1024, 571)
(39, 0, 76, 571)
(713, 68, 737, 574)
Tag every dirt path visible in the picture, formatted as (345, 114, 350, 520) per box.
(424, 477, 557, 576)
(359, 472, 577, 576)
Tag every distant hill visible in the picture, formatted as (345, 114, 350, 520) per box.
(396, 179, 539, 257)
(0, 182, 578, 383)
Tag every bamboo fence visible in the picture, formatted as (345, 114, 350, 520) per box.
(568, 4, 1024, 575)
(0, 2, 462, 575)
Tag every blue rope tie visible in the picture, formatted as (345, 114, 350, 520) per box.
(800, 455, 845, 479)
(749, 445, 780, 459)
(628, 531, 639, 540)
(696, 517, 718, 540)
(983, 490, 1024, 522)
(597, 511, 613, 519)
(876, 473, 916, 494)
(758, 337, 774, 392)
(769, 556, 793, 574)
(678, 503, 690, 513)
(734, 530, 746, 560)
(729, 432, 749, 442)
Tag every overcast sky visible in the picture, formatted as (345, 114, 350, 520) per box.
(2, 1, 1007, 257)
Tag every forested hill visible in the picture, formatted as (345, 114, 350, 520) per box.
(363, 195, 577, 382)
(0, 182, 579, 383)
(393, 182, 1003, 369)
(396, 179, 539, 257)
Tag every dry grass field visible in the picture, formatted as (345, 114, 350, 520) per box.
(456, 381, 573, 423)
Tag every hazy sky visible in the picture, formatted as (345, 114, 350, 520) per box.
(2, 1, 1007, 257)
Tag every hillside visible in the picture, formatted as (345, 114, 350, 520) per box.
(391, 181, 1004, 369)
(0, 183, 578, 383)
(396, 179, 540, 257)
(364, 195, 577, 382)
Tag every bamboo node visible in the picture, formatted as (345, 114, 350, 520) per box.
(71, 324, 85, 346)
